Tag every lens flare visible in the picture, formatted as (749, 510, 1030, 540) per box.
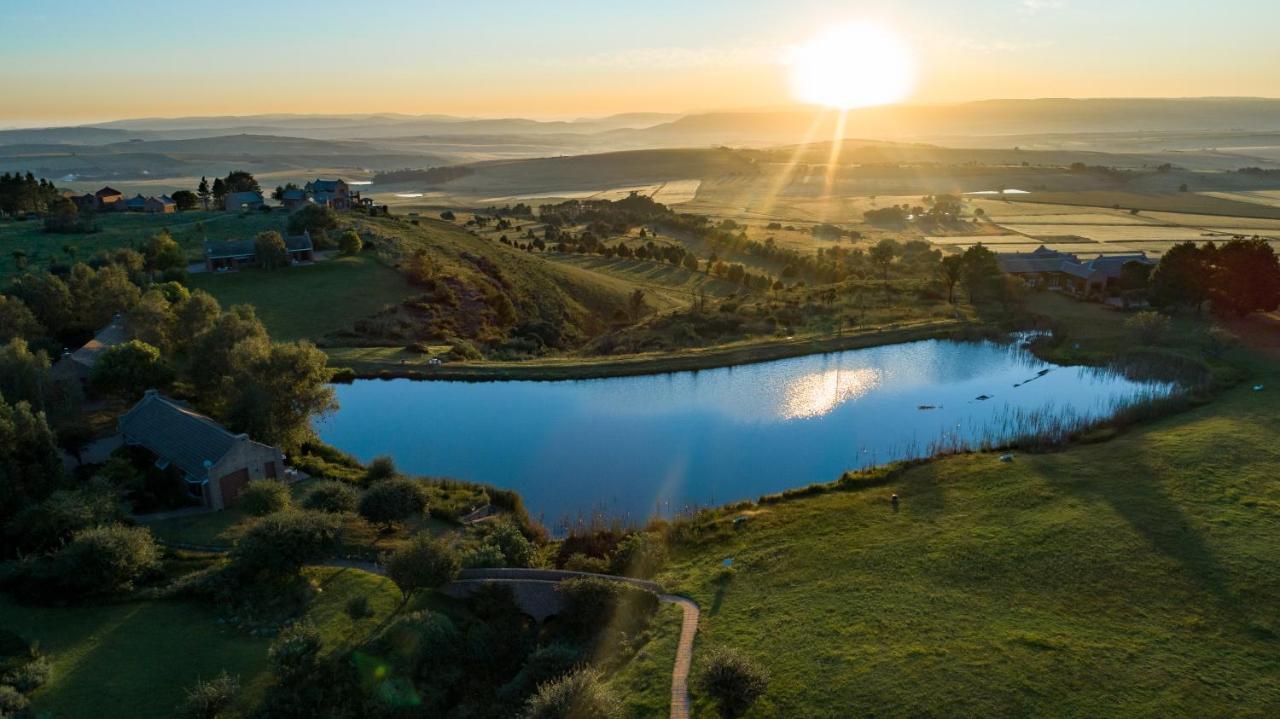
(788, 23, 916, 109)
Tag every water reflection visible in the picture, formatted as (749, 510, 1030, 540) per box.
(317, 338, 1174, 526)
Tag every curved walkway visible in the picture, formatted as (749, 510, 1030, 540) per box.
(659, 594, 700, 719)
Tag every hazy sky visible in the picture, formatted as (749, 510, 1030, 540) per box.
(2, 0, 1278, 125)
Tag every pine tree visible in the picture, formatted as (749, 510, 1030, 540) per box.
(197, 176, 210, 210)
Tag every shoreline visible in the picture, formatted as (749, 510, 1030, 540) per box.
(332, 319, 974, 383)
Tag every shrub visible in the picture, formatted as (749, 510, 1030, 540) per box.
(358, 478, 428, 527)
(558, 578, 658, 640)
(461, 542, 505, 568)
(608, 532, 667, 579)
(300, 480, 359, 513)
(0, 685, 29, 715)
(269, 622, 321, 684)
(471, 520, 535, 567)
(3, 654, 52, 693)
(522, 668, 621, 719)
(329, 367, 356, 384)
(179, 671, 240, 719)
(237, 479, 290, 516)
(562, 553, 609, 574)
(1124, 310, 1171, 345)
(1203, 325, 1238, 357)
(231, 511, 342, 578)
(49, 524, 161, 597)
(383, 533, 460, 600)
(287, 204, 340, 236)
(339, 229, 363, 255)
(497, 642, 582, 706)
(364, 455, 397, 483)
(4, 482, 126, 554)
(698, 647, 769, 719)
(345, 595, 373, 620)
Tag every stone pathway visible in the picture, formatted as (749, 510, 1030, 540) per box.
(660, 594, 700, 719)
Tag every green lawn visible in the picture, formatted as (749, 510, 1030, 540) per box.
(0, 211, 286, 281)
(644, 302, 1280, 718)
(188, 254, 415, 342)
(0, 566, 401, 719)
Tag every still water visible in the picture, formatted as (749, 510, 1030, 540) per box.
(316, 338, 1173, 526)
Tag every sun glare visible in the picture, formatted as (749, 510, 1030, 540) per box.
(788, 23, 916, 109)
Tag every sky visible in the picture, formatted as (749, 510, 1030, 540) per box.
(2, 0, 1278, 126)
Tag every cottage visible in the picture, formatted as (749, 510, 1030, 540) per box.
(304, 178, 351, 210)
(224, 190, 265, 212)
(280, 187, 311, 210)
(51, 315, 128, 386)
(284, 230, 314, 263)
(145, 195, 176, 214)
(123, 193, 148, 212)
(204, 230, 313, 271)
(70, 193, 97, 212)
(995, 246, 1155, 297)
(118, 391, 284, 510)
(94, 186, 124, 210)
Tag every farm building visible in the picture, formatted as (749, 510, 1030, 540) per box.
(145, 195, 176, 213)
(118, 391, 284, 510)
(280, 187, 311, 209)
(304, 178, 351, 209)
(204, 230, 314, 271)
(224, 190, 265, 211)
(51, 315, 127, 386)
(996, 246, 1155, 296)
(94, 186, 124, 210)
(123, 194, 148, 212)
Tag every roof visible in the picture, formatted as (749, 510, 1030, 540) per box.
(95, 186, 122, 198)
(145, 195, 175, 206)
(118, 391, 277, 479)
(284, 231, 313, 252)
(306, 179, 346, 192)
(1086, 253, 1155, 280)
(204, 238, 256, 259)
(60, 316, 128, 369)
(226, 191, 264, 206)
(124, 194, 147, 207)
(281, 188, 307, 201)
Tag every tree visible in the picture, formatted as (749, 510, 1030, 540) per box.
(364, 455, 397, 483)
(268, 622, 322, 684)
(67, 263, 141, 332)
(698, 648, 769, 719)
(128, 289, 177, 352)
(627, 289, 648, 321)
(10, 272, 73, 336)
(958, 244, 1001, 304)
(90, 340, 172, 399)
(0, 392, 64, 521)
(358, 478, 428, 528)
(238, 479, 291, 516)
(1149, 242, 1213, 312)
(0, 295, 44, 344)
(383, 533, 460, 601)
(186, 304, 268, 401)
(300, 480, 359, 513)
(180, 672, 240, 719)
(1209, 238, 1280, 317)
(170, 190, 198, 211)
(286, 204, 340, 236)
(172, 290, 222, 350)
(223, 338, 336, 451)
(868, 238, 899, 281)
(230, 510, 342, 579)
(338, 229, 363, 255)
(254, 231, 289, 270)
(938, 254, 964, 304)
(143, 231, 187, 275)
(0, 338, 51, 411)
(440, 210, 456, 221)
(197, 176, 211, 210)
(211, 177, 227, 206)
(608, 531, 667, 579)
(1125, 311, 1171, 345)
(4, 481, 126, 554)
(223, 170, 261, 194)
(50, 524, 161, 597)
(522, 669, 622, 719)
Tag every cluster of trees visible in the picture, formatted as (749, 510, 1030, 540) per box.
(196, 170, 261, 210)
(1149, 238, 1280, 316)
(0, 172, 62, 216)
(372, 166, 473, 185)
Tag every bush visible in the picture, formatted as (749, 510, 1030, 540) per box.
(345, 595, 373, 619)
(89, 340, 173, 398)
(237, 479, 290, 516)
(383, 533, 460, 599)
(522, 668, 621, 719)
(608, 532, 667, 579)
(0, 685, 29, 715)
(358, 478, 428, 527)
(461, 542, 505, 568)
(231, 511, 342, 578)
(48, 524, 161, 598)
(3, 654, 52, 693)
(558, 578, 658, 640)
(562, 553, 609, 574)
(287, 204, 340, 236)
(364, 455, 397, 483)
(4, 482, 126, 554)
(269, 622, 321, 684)
(339, 229, 363, 255)
(698, 647, 769, 719)
(179, 671, 240, 719)
(300, 480, 359, 513)
(471, 520, 535, 568)
(497, 642, 582, 706)
(1125, 310, 1171, 345)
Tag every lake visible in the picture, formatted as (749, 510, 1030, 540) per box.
(316, 337, 1174, 528)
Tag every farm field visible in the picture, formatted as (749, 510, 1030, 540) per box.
(1201, 190, 1280, 208)
(646, 297, 1280, 718)
(1004, 191, 1280, 219)
(188, 254, 415, 342)
(546, 254, 747, 309)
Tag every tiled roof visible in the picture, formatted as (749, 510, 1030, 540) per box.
(118, 392, 243, 479)
(284, 231, 312, 252)
(204, 238, 256, 259)
(307, 179, 344, 192)
(226, 191, 264, 206)
(96, 186, 122, 198)
(63, 316, 128, 368)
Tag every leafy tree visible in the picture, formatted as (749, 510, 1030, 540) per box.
(958, 244, 1001, 304)
(286, 204, 340, 236)
(186, 304, 268, 401)
(5, 481, 126, 554)
(143, 231, 187, 275)
(50, 524, 161, 597)
(383, 533, 460, 601)
(628, 289, 647, 321)
(67, 263, 140, 332)
(254, 231, 289, 270)
(170, 190, 198, 211)
(231, 510, 342, 579)
(223, 170, 261, 194)
(522, 668, 622, 719)
(9, 272, 73, 336)
(869, 238, 899, 281)
(238, 479, 291, 516)
(938, 254, 964, 304)
(698, 647, 769, 719)
(269, 622, 322, 684)
(172, 290, 222, 350)
(471, 520, 535, 568)
(358, 478, 428, 528)
(0, 338, 51, 411)
(1124, 310, 1171, 344)
(128, 289, 177, 352)
(223, 338, 336, 451)
(1209, 237, 1280, 317)
(90, 340, 172, 399)
(0, 295, 44, 344)
(338, 229, 363, 255)
(0, 392, 65, 520)
(364, 455, 397, 483)
(1150, 241, 1213, 312)
(608, 531, 667, 579)
(300, 480, 359, 513)
(197, 177, 211, 210)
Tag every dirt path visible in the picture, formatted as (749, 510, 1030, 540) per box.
(659, 594, 700, 719)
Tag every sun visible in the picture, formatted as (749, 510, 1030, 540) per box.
(788, 23, 916, 109)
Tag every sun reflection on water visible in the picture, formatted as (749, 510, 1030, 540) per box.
(780, 367, 881, 420)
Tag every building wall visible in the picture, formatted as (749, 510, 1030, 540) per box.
(206, 439, 284, 509)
